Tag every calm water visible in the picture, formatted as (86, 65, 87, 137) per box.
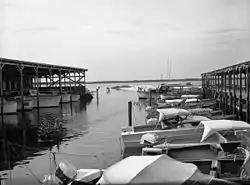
(0, 81, 200, 185)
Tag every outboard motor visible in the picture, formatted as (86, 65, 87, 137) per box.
(54, 161, 78, 185)
(140, 133, 160, 146)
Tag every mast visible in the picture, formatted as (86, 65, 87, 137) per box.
(168, 56, 171, 80)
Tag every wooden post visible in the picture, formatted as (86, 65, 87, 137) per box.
(220, 73, 223, 110)
(35, 68, 39, 109)
(0, 63, 4, 115)
(59, 69, 62, 103)
(69, 70, 72, 102)
(239, 68, 243, 120)
(19, 65, 24, 111)
(96, 88, 99, 105)
(229, 71, 232, 114)
(233, 68, 236, 116)
(224, 72, 227, 113)
(0, 62, 7, 170)
(247, 65, 250, 123)
(149, 90, 152, 106)
(128, 101, 132, 126)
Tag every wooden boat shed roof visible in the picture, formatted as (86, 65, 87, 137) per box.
(201, 60, 250, 76)
(0, 57, 88, 77)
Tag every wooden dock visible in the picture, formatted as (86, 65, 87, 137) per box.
(201, 61, 250, 123)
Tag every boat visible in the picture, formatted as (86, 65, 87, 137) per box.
(71, 94, 80, 102)
(0, 99, 17, 114)
(123, 118, 250, 148)
(43, 154, 237, 185)
(16, 98, 35, 111)
(61, 91, 71, 103)
(122, 107, 230, 148)
(141, 144, 250, 181)
(24, 89, 61, 108)
(135, 85, 158, 99)
(139, 120, 250, 147)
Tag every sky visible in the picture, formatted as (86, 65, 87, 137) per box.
(0, 0, 250, 81)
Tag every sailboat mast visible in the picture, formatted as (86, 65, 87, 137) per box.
(169, 56, 171, 79)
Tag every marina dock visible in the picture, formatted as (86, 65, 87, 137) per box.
(202, 61, 250, 123)
(0, 57, 90, 112)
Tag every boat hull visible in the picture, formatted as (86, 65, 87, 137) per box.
(122, 126, 204, 148)
(61, 94, 71, 103)
(71, 94, 80, 102)
(0, 101, 17, 114)
(17, 99, 34, 111)
(137, 91, 148, 99)
(25, 95, 61, 108)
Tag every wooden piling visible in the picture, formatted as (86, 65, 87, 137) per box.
(128, 101, 132, 126)
(149, 90, 152, 106)
(19, 65, 24, 111)
(247, 65, 250, 122)
(96, 88, 99, 104)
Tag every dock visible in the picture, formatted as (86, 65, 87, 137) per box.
(201, 61, 250, 123)
(0, 57, 89, 112)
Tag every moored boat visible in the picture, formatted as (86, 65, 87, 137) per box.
(71, 94, 80, 102)
(61, 93, 71, 103)
(43, 154, 236, 185)
(0, 99, 17, 114)
(24, 89, 61, 108)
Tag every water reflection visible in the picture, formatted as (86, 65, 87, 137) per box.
(0, 100, 89, 173)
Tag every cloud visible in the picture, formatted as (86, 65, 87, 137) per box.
(201, 28, 249, 36)
(21, 26, 57, 33)
(103, 27, 142, 37)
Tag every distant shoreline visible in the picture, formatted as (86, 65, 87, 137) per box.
(86, 78, 201, 84)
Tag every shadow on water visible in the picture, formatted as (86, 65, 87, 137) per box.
(0, 99, 90, 175)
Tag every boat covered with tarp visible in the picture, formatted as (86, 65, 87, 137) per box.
(43, 154, 238, 185)
(139, 120, 250, 147)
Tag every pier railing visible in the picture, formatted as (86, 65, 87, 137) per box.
(201, 61, 250, 123)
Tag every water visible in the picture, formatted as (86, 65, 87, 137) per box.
(0, 81, 200, 185)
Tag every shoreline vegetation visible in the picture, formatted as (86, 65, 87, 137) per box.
(86, 78, 201, 84)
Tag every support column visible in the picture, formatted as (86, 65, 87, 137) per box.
(239, 68, 243, 120)
(220, 73, 223, 110)
(33, 67, 40, 109)
(233, 68, 237, 117)
(0, 63, 5, 115)
(229, 71, 232, 114)
(247, 65, 250, 123)
(0, 62, 7, 168)
(59, 69, 62, 104)
(17, 65, 25, 111)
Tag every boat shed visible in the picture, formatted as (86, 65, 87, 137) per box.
(0, 57, 88, 110)
(201, 60, 250, 123)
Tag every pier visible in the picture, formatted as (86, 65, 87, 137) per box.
(0, 57, 88, 112)
(201, 61, 250, 123)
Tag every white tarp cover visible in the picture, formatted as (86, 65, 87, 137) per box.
(135, 85, 158, 92)
(165, 99, 184, 104)
(157, 108, 191, 122)
(181, 95, 200, 99)
(97, 155, 198, 184)
(185, 98, 201, 103)
(198, 120, 250, 142)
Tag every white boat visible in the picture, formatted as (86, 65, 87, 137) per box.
(71, 94, 80, 102)
(61, 94, 71, 103)
(135, 85, 157, 99)
(122, 116, 211, 148)
(160, 94, 180, 100)
(0, 99, 17, 114)
(17, 99, 35, 110)
(139, 120, 250, 147)
(181, 94, 201, 99)
(24, 89, 61, 108)
(43, 155, 236, 185)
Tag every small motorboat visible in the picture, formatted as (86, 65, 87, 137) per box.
(42, 155, 238, 185)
